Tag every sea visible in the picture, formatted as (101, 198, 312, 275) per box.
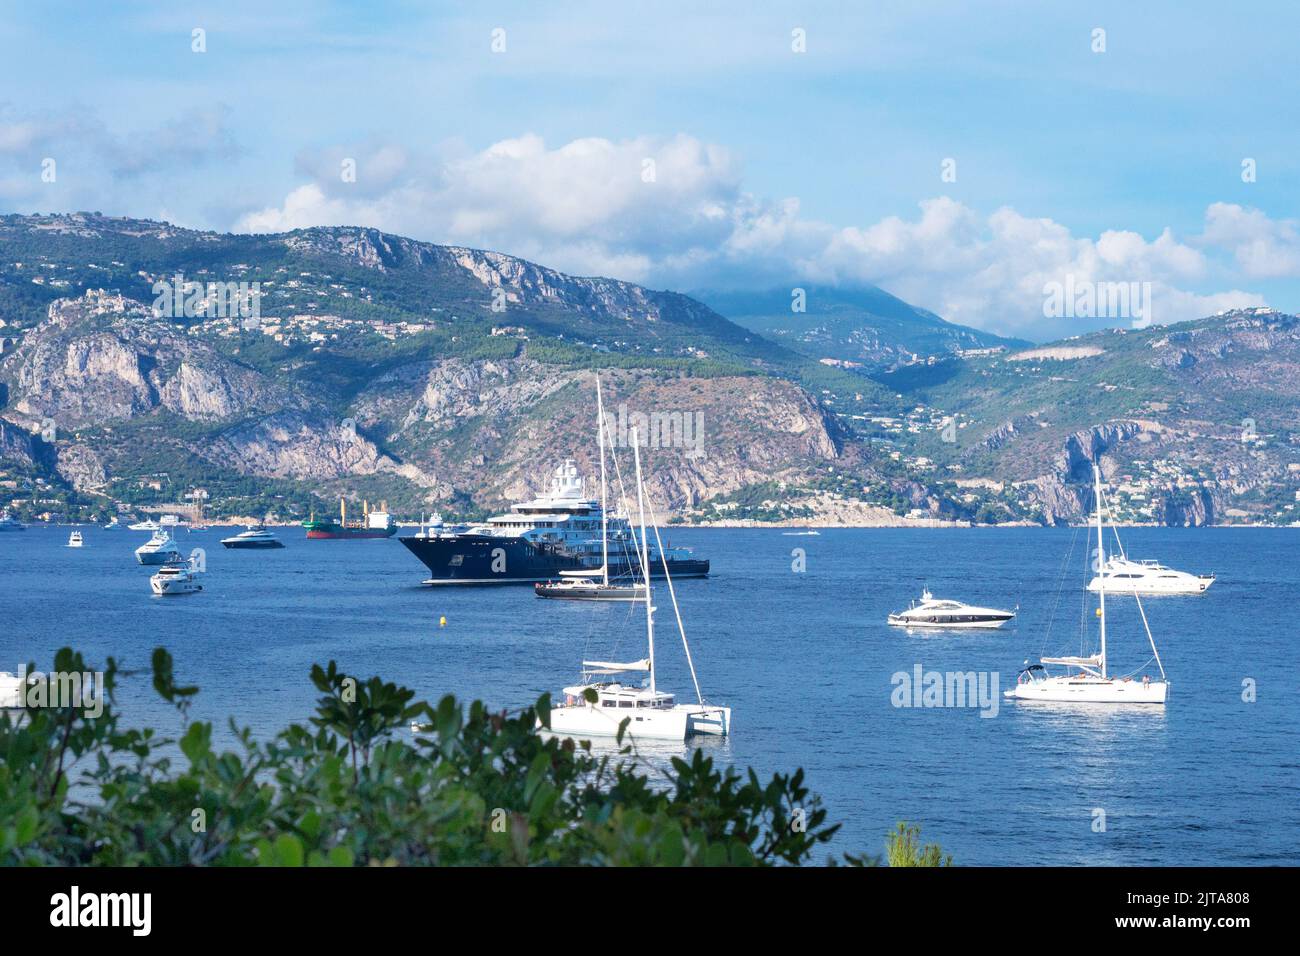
(2, 524, 1296, 866)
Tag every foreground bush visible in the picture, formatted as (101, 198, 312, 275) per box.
(0, 648, 948, 866)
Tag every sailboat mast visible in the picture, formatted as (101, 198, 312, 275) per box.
(1093, 464, 1107, 679)
(596, 374, 609, 587)
(631, 427, 655, 694)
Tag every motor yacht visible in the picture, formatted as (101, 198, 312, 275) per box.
(1087, 556, 1214, 595)
(0, 511, 25, 532)
(67, 530, 84, 548)
(221, 525, 285, 549)
(150, 562, 203, 595)
(135, 529, 182, 565)
(888, 590, 1015, 629)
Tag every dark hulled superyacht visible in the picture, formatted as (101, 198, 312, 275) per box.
(399, 460, 708, 584)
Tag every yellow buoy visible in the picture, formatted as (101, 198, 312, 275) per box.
(439, 616, 447, 627)
(1095, 607, 1102, 617)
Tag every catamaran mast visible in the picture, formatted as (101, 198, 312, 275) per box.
(631, 427, 655, 694)
(1093, 464, 1107, 679)
(596, 374, 609, 587)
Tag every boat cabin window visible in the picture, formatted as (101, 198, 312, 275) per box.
(619, 700, 634, 708)
(601, 699, 616, 707)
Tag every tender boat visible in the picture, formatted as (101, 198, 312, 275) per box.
(135, 529, 183, 566)
(543, 427, 730, 742)
(221, 525, 285, 549)
(67, 530, 84, 548)
(0, 511, 25, 532)
(888, 589, 1015, 629)
(150, 561, 203, 595)
(1087, 556, 1214, 595)
(1006, 465, 1169, 705)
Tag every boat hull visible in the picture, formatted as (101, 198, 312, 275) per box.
(1006, 676, 1168, 703)
(543, 703, 730, 741)
(304, 526, 395, 539)
(402, 534, 709, 584)
(1087, 577, 1213, 595)
(222, 539, 285, 549)
(151, 578, 202, 595)
(534, 582, 645, 601)
(136, 549, 182, 566)
(887, 615, 1012, 629)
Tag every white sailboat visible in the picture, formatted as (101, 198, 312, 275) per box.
(1006, 464, 1169, 705)
(543, 426, 731, 741)
(535, 374, 645, 602)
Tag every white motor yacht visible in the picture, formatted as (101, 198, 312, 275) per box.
(888, 590, 1015, 629)
(129, 518, 159, 532)
(1087, 556, 1213, 595)
(135, 529, 182, 565)
(150, 561, 203, 595)
(0, 511, 25, 532)
(1006, 465, 1169, 705)
(67, 530, 84, 548)
(543, 425, 730, 742)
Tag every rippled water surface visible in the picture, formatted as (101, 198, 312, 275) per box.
(3, 525, 1295, 865)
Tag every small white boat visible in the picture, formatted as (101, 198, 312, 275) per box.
(888, 589, 1015, 629)
(0, 671, 31, 707)
(67, 530, 84, 548)
(129, 519, 159, 532)
(0, 511, 25, 533)
(782, 529, 820, 536)
(544, 422, 730, 742)
(1006, 465, 1169, 705)
(1087, 556, 1213, 595)
(104, 517, 121, 530)
(220, 525, 284, 549)
(150, 561, 203, 595)
(135, 529, 182, 565)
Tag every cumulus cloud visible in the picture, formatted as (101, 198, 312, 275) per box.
(1199, 202, 1300, 279)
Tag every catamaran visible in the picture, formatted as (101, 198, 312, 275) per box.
(536, 375, 645, 602)
(1006, 465, 1169, 704)
(543, 427, 730, 741)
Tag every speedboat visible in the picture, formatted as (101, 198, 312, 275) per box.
(1006, 465, 1169, 705)
(135, 529, 182, 565)
(0, 511, 25, 532)
(150, 562, 203, 595)
(67, 530, 84, 548)
(221, 525, 285, 549)
(888, 589, 1015, 629)
(543, 424, 730, 742)
(1087, 556, 1213, 595)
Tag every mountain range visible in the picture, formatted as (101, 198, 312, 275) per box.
(1, 212, 1298, 527)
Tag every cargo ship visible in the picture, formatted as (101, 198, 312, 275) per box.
(303, 499, 396, 539)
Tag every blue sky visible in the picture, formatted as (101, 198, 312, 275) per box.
(1, 0, 1297, 339)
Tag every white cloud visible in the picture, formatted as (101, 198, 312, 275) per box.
(1200, 202, 1300, 279)
(229, 134, 1291, 338)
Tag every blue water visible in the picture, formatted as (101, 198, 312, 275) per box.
(2, 525, 1296, 865)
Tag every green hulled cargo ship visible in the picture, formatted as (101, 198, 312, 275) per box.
(303, 499, 396, 539)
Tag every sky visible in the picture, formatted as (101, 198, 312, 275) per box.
(1, 0, 1297, 341)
